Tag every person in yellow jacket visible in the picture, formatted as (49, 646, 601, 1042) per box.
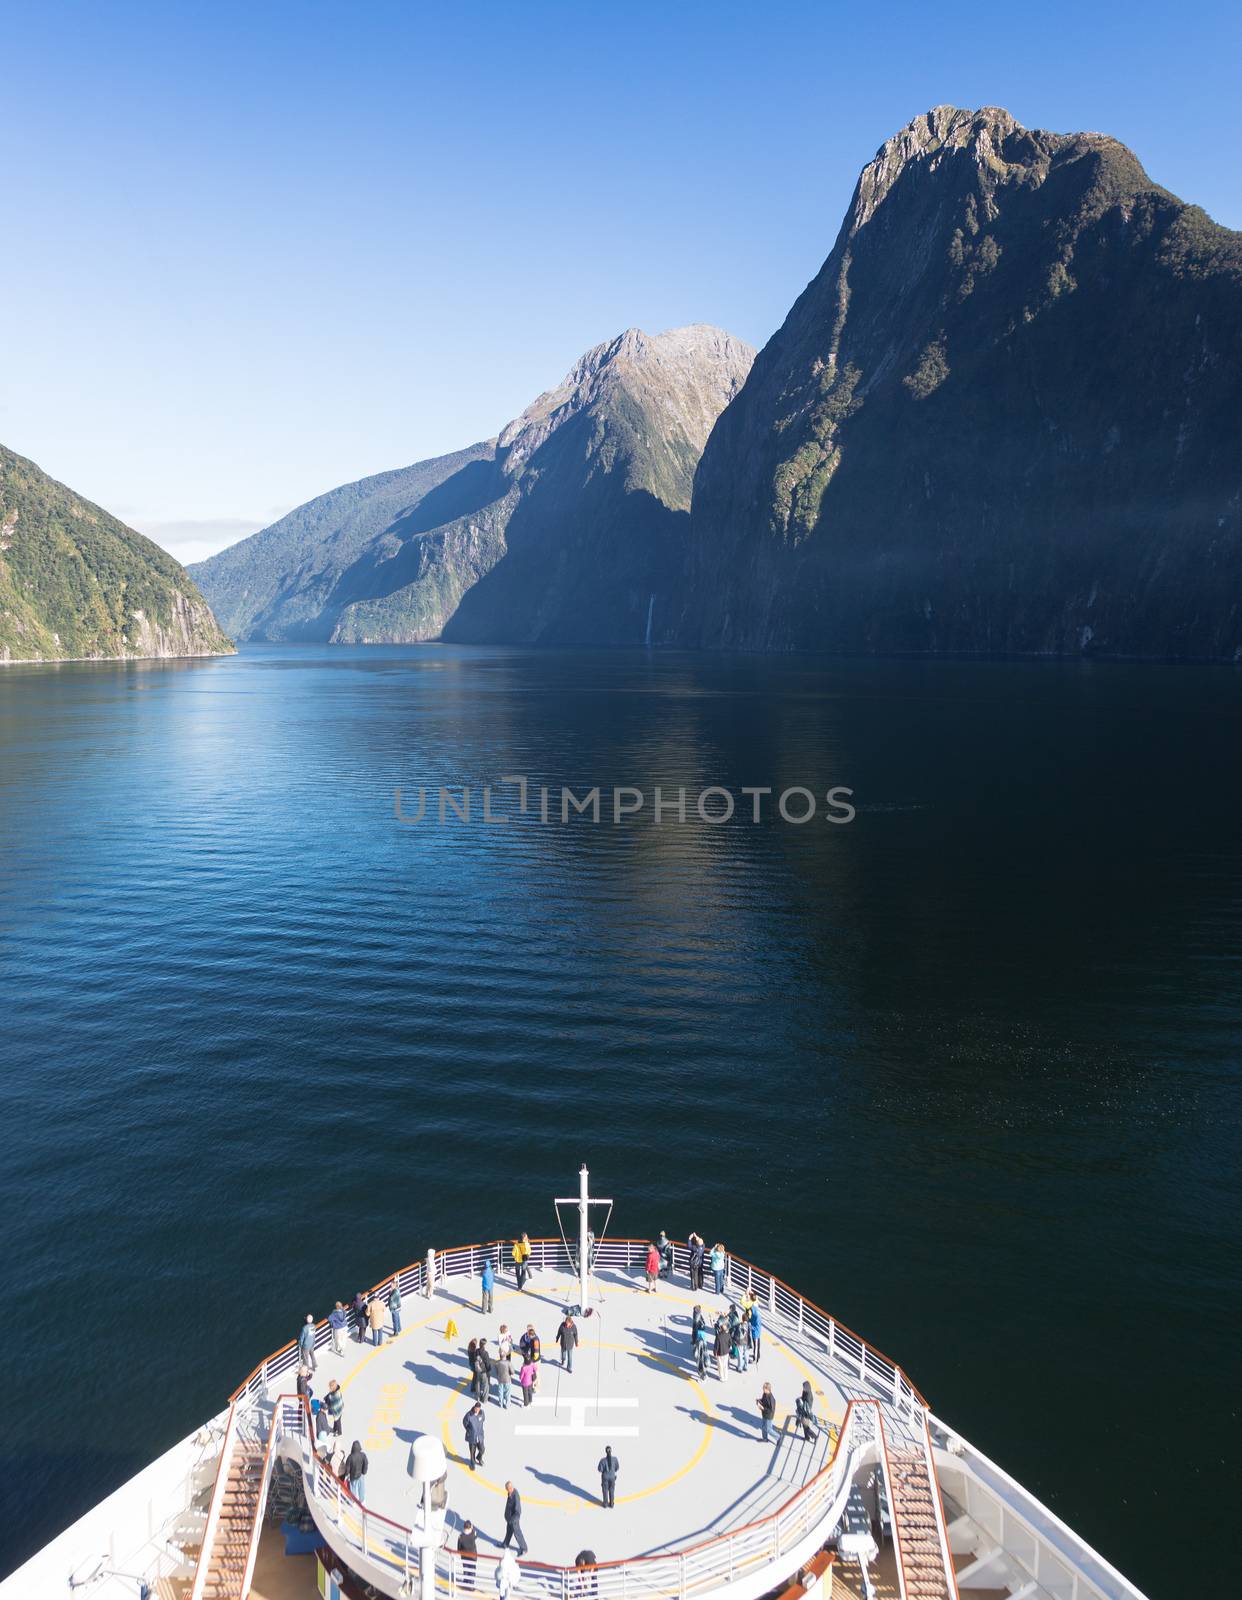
(512, 1234, 532, 1291)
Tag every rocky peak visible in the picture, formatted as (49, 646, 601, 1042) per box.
(498, 324, 754, 475)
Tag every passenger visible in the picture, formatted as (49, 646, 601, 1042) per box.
(736, 1309, 752, 1371)
(296, 1365, 312, 1402)
(494, 1350, 513, 1409)
(556, 1312, 578, 1373)
(502, 1481, 528, 1555)
(471, 1340, 491, 1403)
(297, 1314, 318, 1372)
(728, 1302, 741, 1365)
(463, 1401, 486, 1469)
(388, 1278, 402, 1337)
(519, 1354, 538, 1407)
(688, 1232, 706, 1291)
(497, 1324, 513, 1362)
(689, 1303, 706, 1354)
(710, 1243, 726, 1296)
(352, 1291, 368, 1342)
(757, 1382, 776, 1443)
(345, 1439, 368, 1503)
(714, 1316, 730, 1382)
(750, 1301, 762, 1363)
(512, 1235, 531, 1291)
(519, 1325, 541, 1364)
(597, 1445, 620, 1508)
(482, 1256, 496, 1313)
(458, 1521, 478, 1591)
(796, 1380, 819, 1441)
(324, 1379, 344, 1437)
(496, 1547, 521, 1599)
(368, 1294, 386, 1347)
(656, 1230, 674, 1280)
(644, 1241, 660, 1292)
(328, 1301, 348, 1356)
(695, 1321, 710, 1378)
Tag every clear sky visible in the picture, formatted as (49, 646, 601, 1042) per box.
(2, 0, 1239, 565)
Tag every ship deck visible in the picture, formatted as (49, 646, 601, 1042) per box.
(303, 1263, 853, 1573)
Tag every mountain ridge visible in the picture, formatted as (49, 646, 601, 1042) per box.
(194, 324, 755, 646)
(1, 444, 232, 664)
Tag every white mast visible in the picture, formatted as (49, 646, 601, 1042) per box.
(578, 1162, 590, 1309)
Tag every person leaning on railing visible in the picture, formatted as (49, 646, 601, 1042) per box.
(388, 1278, 402, 1336)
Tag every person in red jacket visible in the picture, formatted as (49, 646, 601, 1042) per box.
(644, 1242, 660, 1293)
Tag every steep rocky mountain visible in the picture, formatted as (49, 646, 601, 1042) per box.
(684, 105, 1242, 660)
(0, 444, 232, 663)
(193, 325, 753, 646)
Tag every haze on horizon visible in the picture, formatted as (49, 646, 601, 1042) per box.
(2, 0, 1239, 567)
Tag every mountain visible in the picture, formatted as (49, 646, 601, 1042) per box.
(192, 325, 754, 646)
(684, 105, 1242, 661)
(188, 441, 497, 641)
(0, 444, 232, 664)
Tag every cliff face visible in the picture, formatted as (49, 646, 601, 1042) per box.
(0, 445, 233, 663)
(194, 326, 753, 647)
(685, 106, 1242, 660)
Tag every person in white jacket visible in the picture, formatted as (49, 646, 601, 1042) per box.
(496, 1547, 521, 1599)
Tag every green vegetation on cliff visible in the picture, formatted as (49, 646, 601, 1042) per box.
(0, 445, 233, 662)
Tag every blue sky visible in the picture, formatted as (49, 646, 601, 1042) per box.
(2, 0, 1239, 564)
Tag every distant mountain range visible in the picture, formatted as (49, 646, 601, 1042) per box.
(0, 444, 231, 664)
(192, 325, 754, 646)
(13, 106, 1242, 665)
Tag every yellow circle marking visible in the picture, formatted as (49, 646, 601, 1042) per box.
(436, 1341, 715, 1508)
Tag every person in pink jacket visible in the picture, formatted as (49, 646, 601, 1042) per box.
(520, 1356, 538, 1407)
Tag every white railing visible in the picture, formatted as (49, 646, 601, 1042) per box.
(927, 1415, 1150, 1600)
(254, 1238, 913, 1600)
(188, 1400, 242, 1600)
(275, 1386, 878, 1600)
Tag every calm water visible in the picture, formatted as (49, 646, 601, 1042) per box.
(1, 644, 1239, 1598)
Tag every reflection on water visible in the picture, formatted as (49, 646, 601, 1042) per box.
(1, 644, 1239, 1596)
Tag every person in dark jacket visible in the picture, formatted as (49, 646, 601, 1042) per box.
(713, 1317, 730, 1381)
(757, 1382, 776, 1443)
(689, 1304, 706, 1355)
(328, 1301, 348, 1356)
(323, 1379, 344, 1436)
(556, 1313, 579, 1372)
(688, 1233, 706, 1292)
(656, 1230, 674, 1280)
(458, 1521, 478, 1591)
(795, 1380, 818, 1441)
(352, 1291, 368, 1342)
(463, 1402, 486, 1469)
(519, 1325, 541, 1364)
(296, 1365, 313, 1402)
(597, 1445, 620, 1508)
(344, 1440, 369, 1502)
(471, 1341, 491, 1403)
(502, 1481, 528, 1555)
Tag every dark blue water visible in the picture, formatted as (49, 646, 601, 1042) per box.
(1, 644, 1239, 1598)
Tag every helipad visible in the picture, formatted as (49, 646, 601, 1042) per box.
(314, 1261, 848, 1566)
